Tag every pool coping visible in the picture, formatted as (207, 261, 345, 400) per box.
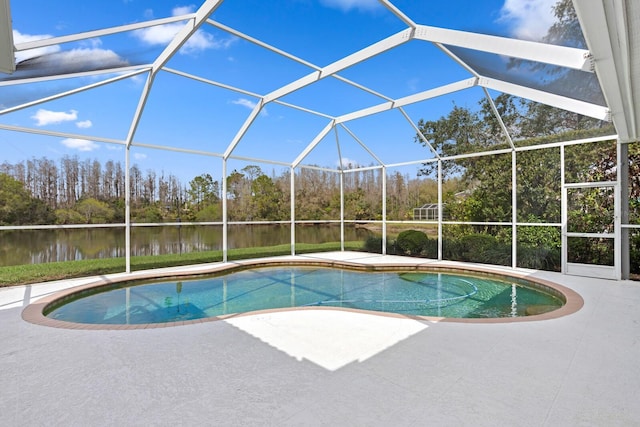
(21, 257, 584, 330)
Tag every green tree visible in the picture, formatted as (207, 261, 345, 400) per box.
(188, 174, 219, 211)
(415, 105, 488, 178)
(343, 188, 374, 220)
(55, 208, 85, 224)
(194, 203, 221, 221)
(0, 173, 55, 225)
(252, 174, 283, 220)
(74, 198, 114, 224)
(415, 102, 512, 232)
(516, 148, 561, 222)
(226, 170, 244, 200)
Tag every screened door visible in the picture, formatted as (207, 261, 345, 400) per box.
(563, 182, 619, 280)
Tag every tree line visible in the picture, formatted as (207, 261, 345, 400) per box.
(0, 87, 634, 229)
(0, 155, 452, 225)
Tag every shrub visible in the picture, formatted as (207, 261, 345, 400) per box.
(396, 230, 429, 255)
(459, 234, 498, 260)
(444, 233, 511, 266)
(363, 235, 398, 254)
(364, 235, 383, 253)
(517, 245, 560, 271)
(423, 238, 438, 258)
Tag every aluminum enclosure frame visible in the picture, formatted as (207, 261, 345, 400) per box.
(0, 0, 636, 280)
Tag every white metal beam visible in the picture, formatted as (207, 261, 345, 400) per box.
(123, 0, 224, 150)
(125, 71, 154, 148)
(151, 0, 224, 74)
(398, 107, 440, 159)
(163, 67, 335, 120)
(394, 78, 477, 108)
(482, 87, 515, 149)
(336, 78, 477, 124)
(0, 64, 151, 87)
(208, 19, 394, 104)
(338, 123, 385, 166)
(435, 43, 481, 77)
(14, 15, 195, 52)
(0, 0, 14, 74)
(378, 0, 416, 28)
(0, 68, 148, 115)
(162, 66, 262, 98)
(479, 76, 611, 121)
(223, 99, 265, 159)
(414, 24, 593, 72)
(0, 123, 125, 144)
(292, 121, 335, 168)
(574, 0, 637, 142)
(264, 29, 413, 103)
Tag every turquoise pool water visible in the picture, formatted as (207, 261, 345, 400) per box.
(45, 267, 563, 324)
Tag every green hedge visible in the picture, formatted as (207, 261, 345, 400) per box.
(396, 230, 429, 255)
(364, 232, 560, 271)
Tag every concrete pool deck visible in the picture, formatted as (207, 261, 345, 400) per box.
(1, 251, 639, 426)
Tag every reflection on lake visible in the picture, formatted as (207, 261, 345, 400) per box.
(0, 224, 371, 266)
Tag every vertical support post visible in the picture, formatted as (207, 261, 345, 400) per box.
(560, 145, 567, 274)
(290, 166, 296, 256)
(125, 146, 131, 273)
(382, 166, 387, 255)
(512, 150, 517, 269)
(340, 171, 345, 252)
(618, 140, 629, 279)
(437, 159, 443, 261)
(222, 158, 228, 262)
(125, 287, 130, 324)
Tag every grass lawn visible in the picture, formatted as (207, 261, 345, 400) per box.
(0, 242, 364, 287)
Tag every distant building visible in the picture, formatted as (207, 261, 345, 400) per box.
(413, 203, 445, 220)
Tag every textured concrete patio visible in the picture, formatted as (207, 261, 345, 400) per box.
(1, 252, 639, 426)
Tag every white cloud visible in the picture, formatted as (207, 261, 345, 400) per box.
(31, 109, 78, 126)
(172, 5, 195, 16)
(320, 0, 381, 12)
(498, 0, 557, 41)
(134, 153, 147, 160)
(61, 138, 99, 152)
(232, 98, 257, 109)
(15, 40, 129, 78)
(12, 29, 61, 63)
(231, 98, 268, 116)
(80, 38, 104, 49)
(134, 22, 182, 45)
(13, 30, 128, 73)
(133, 6, 236, 54)
(76, 120, 93, 129)
(53, 47, 129, 68)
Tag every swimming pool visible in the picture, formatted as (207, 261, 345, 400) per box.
(41, 265, 568, 326)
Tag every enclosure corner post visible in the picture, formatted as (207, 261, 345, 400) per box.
(290, 166, 296, 256)
(512, 150, 517, 269)
(618, 140, 630, 280)
(437, 159, 443, 261)
(222, 158, 228, 263)
(382, 166, 387, 255)
(125, 146, 131, 273)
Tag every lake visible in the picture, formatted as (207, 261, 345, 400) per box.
(0, 224, 372, 266)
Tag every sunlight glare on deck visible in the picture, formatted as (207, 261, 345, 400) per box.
(224, 309, 431, 371)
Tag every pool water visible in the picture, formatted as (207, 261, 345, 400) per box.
(45, 267, 563, 324)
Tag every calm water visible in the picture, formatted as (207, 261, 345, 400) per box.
(0, 224, 370, 266)
(46, 267, 564, 323)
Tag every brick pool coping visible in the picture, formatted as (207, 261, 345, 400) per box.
(21, 257, 584, 330)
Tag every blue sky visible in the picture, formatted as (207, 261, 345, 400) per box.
(0, 0, 560, 184)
